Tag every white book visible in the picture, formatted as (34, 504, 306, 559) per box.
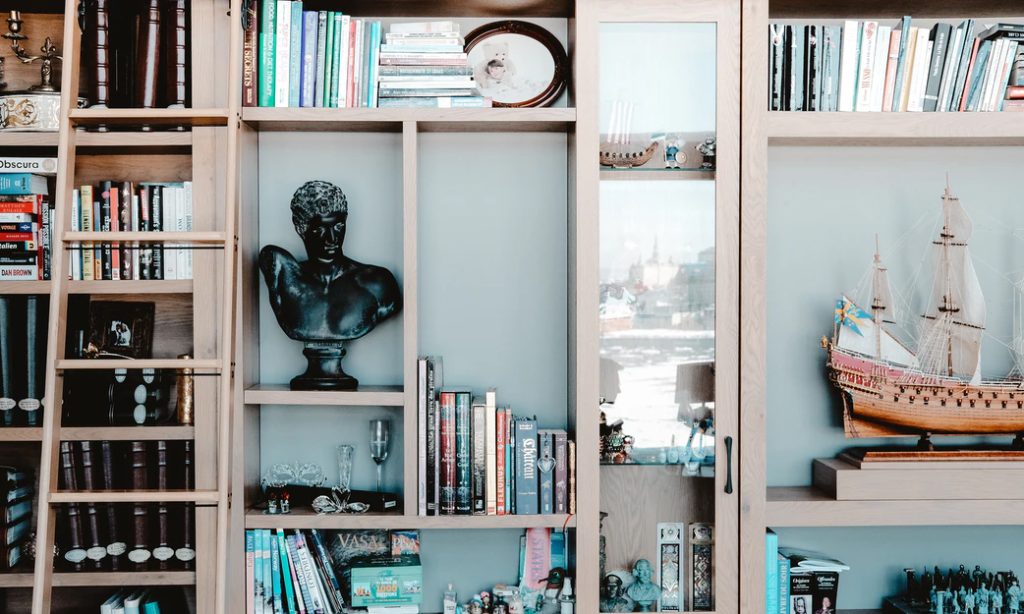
(907, 34, 932, 112)
(978, 39, 1004, 112)
(296, 537, 327, 612)
(183, 181, 193, 279)
(937, 24, 966, 112)
(0, 157, 58, 174)
(70, 188, 81, 281)
(100, 590, 127, 614)
(485, 388, 497, 515)
(855, 21, 879, 112)
(869, 26, 891, 111)
(275, 1, 291, 107)
(838, 21, 860, 111)
(162, 187, 178, 280)
(378, 79, 476, 89)
(992, 41, 1018, 111)
(417, 358, 427, 516)
(337, 14, 351, 108)
(389, 20, 457, 34)
(123, 589, 148, 614)
(897, 27, 920, 112)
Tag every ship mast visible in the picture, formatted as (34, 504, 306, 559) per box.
(938, 182, 959, 377)
(871, 236, 885, 358)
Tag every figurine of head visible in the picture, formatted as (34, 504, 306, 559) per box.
(633, 560, 653, 584)
(290, 180, 349, 264)
(602, 575, 623, 600)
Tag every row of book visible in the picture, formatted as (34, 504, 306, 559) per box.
(0, 466, 33, 571)
(70, 181, 195, 281)
(58, 440, 195, 571)
(243, 2, 488, 109)
(768, 19, 1024, 112)
(0, 295, 45, 427)
(417, 357, 576, 516)
(98, 588, 169, 614)
(246, 528, 349, 614)
(0, 172, 53, 281)
(766, 531, 849, 614)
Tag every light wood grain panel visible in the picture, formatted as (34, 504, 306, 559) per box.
(0, 280, 50, 295)
(740, 0, 770, 613)
(766, 487, 1024, 527)
(56, 358, 221, 370)
(768, 112, 1024, 146)
(49, 490, 219, 504)
(599, 169, 716, 181)
(75, 131, 193, 150)
(65, 279, 194, 294)
(246, 508, 576, 530)
(0, 428, 42, 442)
(242, 107, 576, 133)
(63, 231, 226, 243)
(244, 385, 405, 406)
(73, 154, 193, 185)
(60, 426, 195, 441)
(401, 122, 420, 516)
(50, 571, 197, 586)
(600, 467, 715, 572)
(596, 0, 723, 21)
(0, 133, 59, 148)
(0, 571, 33, 588)
(69, 108, 230, 127)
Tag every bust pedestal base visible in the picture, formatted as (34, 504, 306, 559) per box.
(290, 343, 358, 391)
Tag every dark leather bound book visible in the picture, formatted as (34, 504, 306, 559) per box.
(161, 0, 189, 108)
(129, 441, 150, 569)
(59, 441, 77, 491)
(100, 441, 125, 569)
(84, 0, 112, 107)
(78, 442, 107, 569)
(135, 0, 162, 109)
(21, 295, 42, 427)
(241, 0, 258, 106)
(0, 296, 13, 426)
(62, 504, 87, 570)
(176, 440, 194, 568)
(154, 441, 172, 568)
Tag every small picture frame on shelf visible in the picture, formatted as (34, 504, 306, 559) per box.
(465, 20, 568, 108)
(87, 300, 155, 359)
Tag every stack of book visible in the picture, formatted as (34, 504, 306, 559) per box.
(58, 441, 195, 572)
(246, 528, 350, 614)
(766, 531, 850, 614)
(378, 21, 488, 109)
(0, 295, 46, 427)
(416, 357, 576, 516)
(769, 19, 1024, 112)
(0, 162, 54, 281)
(0, 466, 33, 571)
(98, 588, 169, 614)
(70, 181, 194, 281)
(244, 1, 383, 108)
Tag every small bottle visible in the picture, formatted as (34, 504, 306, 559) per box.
(445, 584, 459, 614)
(558, 579, 575, 614)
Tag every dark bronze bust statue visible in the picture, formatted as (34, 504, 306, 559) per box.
(259, 181, 402, 390)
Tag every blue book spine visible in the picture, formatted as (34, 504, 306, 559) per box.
(262, 530, 274, 613)
(0, 174, 42, 195)
(253, 529, 265, 614)
(455, 391, 472, 514)
(778, 553, 791, 614)
(514, 418, 538, 515)
(550, 530, 566, 570)
(143, 601, 161, 614)
(368, 21, 381, 107)
(314, 12, 328, 108)
(891, 16, 913, 111)
(329, 13, 343, 107)
(270, 531, 284, 614)
(246, 530, 256, 613)
(310, 529, 345, 608)
(966, 40, 993, 111)
(950, 20, 977, 110)
(766, 530, 779, 614)
(288, 2, 303, 107)
(538, 430, 554, 514)
(277, 530, 297, 614)
(300, 12, 318, 107)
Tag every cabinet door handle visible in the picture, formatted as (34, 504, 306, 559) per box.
(724, 436, 733, 494)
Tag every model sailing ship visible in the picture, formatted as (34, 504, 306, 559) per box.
(825, 181, 1024, 443)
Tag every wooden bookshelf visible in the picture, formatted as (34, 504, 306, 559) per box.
(241, 107, 577, 133)
(68, 108, 232, 128)
(0, 133, 60, 148)
(60, 426, 196, 441)
(65, 279, 194, 295)
(50, 571, 197, 587)
(244, 384, 405, 406)
(0, 428, 42, 442)
(245, 509, 577, 530)
(768, 112, 1024, 146)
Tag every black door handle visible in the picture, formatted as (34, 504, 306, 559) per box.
(724, 435, 733, 494)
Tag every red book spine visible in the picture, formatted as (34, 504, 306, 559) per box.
(241, 1, 258, 107)
(0, 200, 39, 214)
(496, 408, 506, 516)
(439, 391, 456, 515)
(0, 232, 34, 242)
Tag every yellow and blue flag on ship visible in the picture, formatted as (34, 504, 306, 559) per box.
(835, 296, 870, 336)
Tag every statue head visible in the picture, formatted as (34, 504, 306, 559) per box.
(602, 574, 623, 599)
(290, 180, 349, 264)
(633, 559, 653, 584)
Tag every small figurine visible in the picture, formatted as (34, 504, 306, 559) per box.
(540, 568, 566, 614)
(993, 588, 1004, 614)
(600, 574, 634, 613)
(626, 559, 660, 612)
(967, 588, 977, 614)
(697, 137, 716, 171)
(509, 588, 524, 614)
(1007, 580, 1020, 614)
(470, 595, 484, 614)
(481, 591, 493, 614)
(663, 134, 684, 169)
(494, 596, 509, 614)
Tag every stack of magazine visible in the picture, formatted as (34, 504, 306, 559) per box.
(767, 531, 850, 614)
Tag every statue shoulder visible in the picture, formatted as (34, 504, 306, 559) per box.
(259, 245, 301, 280)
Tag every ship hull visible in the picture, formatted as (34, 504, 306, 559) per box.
(828, 347, 1024, 436)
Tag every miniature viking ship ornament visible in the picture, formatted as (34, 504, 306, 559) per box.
(600, 100, 658, 168)
(825, 180, 1024, 442)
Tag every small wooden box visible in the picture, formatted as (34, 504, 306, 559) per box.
(812, 457, 1024, 500)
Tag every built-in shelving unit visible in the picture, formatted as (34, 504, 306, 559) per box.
(245, 509, 577, 531)
(768, 112, 1024, 146)
(241, 107, 577, 132)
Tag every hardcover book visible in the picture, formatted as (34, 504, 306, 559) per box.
(438, 390, 456, 514)
(923, 23, 952, 111)
(454, 389, 472, 514)
(553, 430, 568, 514)
(471, 396, 486, 514)
(537, 430, 554, 515)
(514, 417, 539, 515)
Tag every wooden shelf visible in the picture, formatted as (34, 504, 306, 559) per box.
(0, 281, 51, 295)
(0, 428, 43, 442)
(769, 0, 1022, 18)
(766, 487, 1024, 527)
(241, 107, 576, 133)
(0, 568, 34, 588)
(69, 108, 231, 127)
(600, 169, 715, 181)
(50, 490, 219, 504)
(0, 132, 59, 147)
(768, 112, 1024, 146)
(51, 570, 196, 587)
(246, 508, 576, 530)
(75, 130, 193, 150)
(66, 279, 194, 294)
(56, 358, 222, 371)
(244, 384, 405, 407)
(298, 0, 571, 17)
(63, 231, 227, 244)
(61, 426, 195, 441)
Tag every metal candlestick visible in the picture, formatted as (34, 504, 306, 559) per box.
(3, 11, 61, 92)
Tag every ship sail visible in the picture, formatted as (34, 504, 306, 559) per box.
(917, 186, 986, 383)
(1013, 277, 1024, 374)
(835, 295, 918, 367)
(872, 247, 897, 324)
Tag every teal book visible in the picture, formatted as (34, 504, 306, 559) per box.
(323, 12, 336, 108)
(454, 389, 472, 514)
(506, 408, 515, 514)
(0, 174, 46, 196)
(258, 0, 277, 107)
(778, 552, 791, 614)
(766, 530, 779, 614)
(276, 529, 297, 614)
(965, 40, 993, 111)
(143, 601, 161, 614)
(890, 16, 913, 111)
(262, 529, 274, 613)
(253, 529, 265, 613)
(950, 20, 977, 110)
(314, 11, 328, 107)
(329, 13, 343, 107)
(270, 532, 284, 614)
(550, 530, 566, 570)
(288, 2, 303, 107)
(514, 417, 538, 514)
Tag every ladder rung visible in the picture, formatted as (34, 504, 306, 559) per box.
(50, 490, 220, 504)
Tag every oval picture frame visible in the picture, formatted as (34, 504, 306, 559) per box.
(464, 20, 569, 108)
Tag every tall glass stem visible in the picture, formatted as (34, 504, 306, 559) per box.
(376, 463, 383, 493)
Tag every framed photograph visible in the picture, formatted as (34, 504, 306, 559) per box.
(87, 300, 155, 359)
(465, 20, 568, 108)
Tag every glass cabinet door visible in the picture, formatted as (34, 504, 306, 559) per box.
(595, 6, 738, 613)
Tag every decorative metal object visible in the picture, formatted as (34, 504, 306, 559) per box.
(658, 523, 686, 612)
(689, 523, 714, 611)
(175, 353, 194, 425)
(696, 137, 716, 171)
(259, 181, 403, 390)
(3, 11, 59, 92)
